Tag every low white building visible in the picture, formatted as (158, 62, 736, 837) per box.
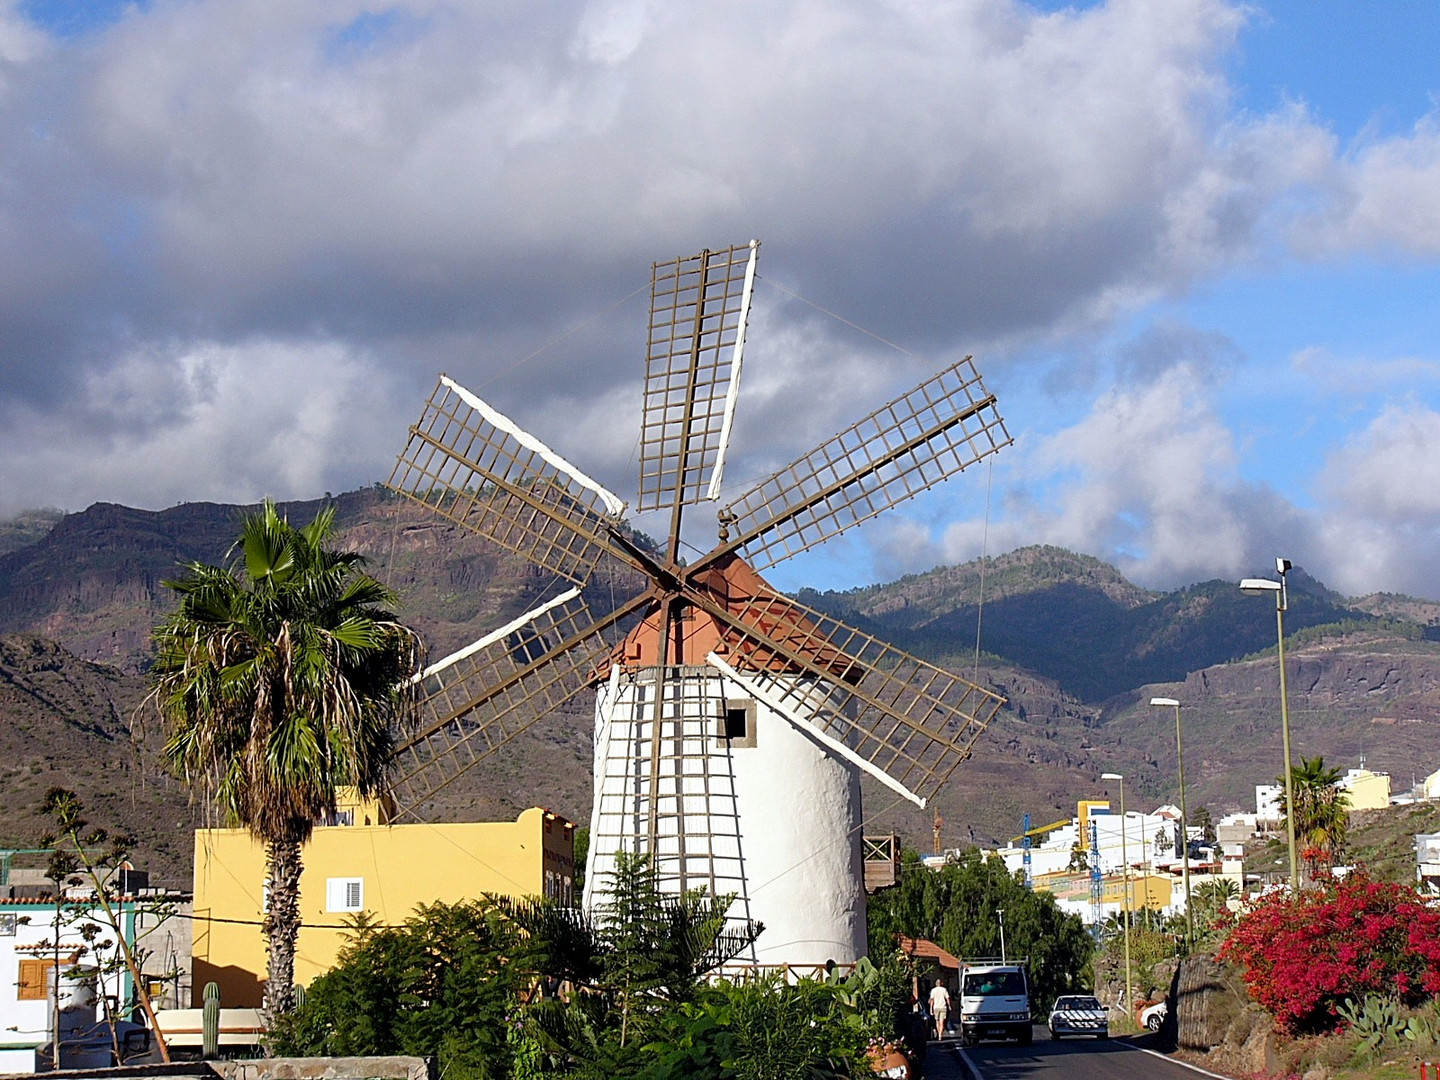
(1418, 834, 1440, 895)
(1256, 784, 1282, 823)
(996, 803, 1189, 887)
(0, 897, 150, 1073)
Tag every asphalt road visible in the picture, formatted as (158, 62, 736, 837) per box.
(938, 1026, 1227, 1080)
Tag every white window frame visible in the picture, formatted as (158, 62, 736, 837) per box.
(326, 877, 364, 913)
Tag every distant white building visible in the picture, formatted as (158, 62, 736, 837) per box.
(1256, 784, 1282, 823)
(1421, 767, 1440, 802)
(1418, 834, 1440, 895)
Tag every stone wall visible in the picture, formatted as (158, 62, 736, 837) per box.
(213, 1057, 431, 1080)
(0, 1056, 433, 1080)
(1169, 954, 1278, 1076)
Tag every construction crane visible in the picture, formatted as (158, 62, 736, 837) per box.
(1021, 812, 1033, 890)
(1089, 819, 1103, 930)
(1008, 817, 1069, 844)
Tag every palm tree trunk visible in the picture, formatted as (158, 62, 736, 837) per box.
(261, 838, 303, 1025)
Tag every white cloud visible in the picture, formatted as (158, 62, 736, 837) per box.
(1310, 404, 1440, 596)
(0, 338, 405, 515)
(1299, 113, 1440, 256)
(4, 0, 1440, 604)
(890, 364, 1290, 590)
(1291, 345, 1440, 393)
(1, 0, 1318, 404)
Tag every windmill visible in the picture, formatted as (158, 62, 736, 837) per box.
(384, 240, 1012, 967)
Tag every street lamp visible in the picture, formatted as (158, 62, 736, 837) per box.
(997, 907, 1007, 963)
(1150, 697, 1193, 952)
(1101, 771, 1131, 1015)
(1240, 558, 1299, 893)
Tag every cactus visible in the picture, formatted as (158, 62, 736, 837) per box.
(202, 982, 221, 1060)
(1338, 996, 1409, 1052)
(292, 983, 306, 1011)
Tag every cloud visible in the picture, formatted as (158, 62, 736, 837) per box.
(0, 2, 1312, 426)
(1309, 404, 1440, 596)
(0, 337, 405, 515)
(849, 361, 1309, 590)
(1298, 113, 1440, 256)
(5, 0, 1440, 603)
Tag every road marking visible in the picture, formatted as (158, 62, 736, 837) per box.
(955, 1045, 985, 1080)
(956, 1039, 1237, 1079)
(1117, 1043, 1238, 1078)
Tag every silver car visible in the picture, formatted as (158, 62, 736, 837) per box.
(1048, 995, 1109, 1040)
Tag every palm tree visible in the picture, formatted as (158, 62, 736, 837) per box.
(150, 501, 422, 1018)
(1276, 756, 1348, 875)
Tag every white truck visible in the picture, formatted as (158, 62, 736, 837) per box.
(958, 960, 1033, 1046)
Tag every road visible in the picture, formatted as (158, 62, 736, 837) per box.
(926, 1026, 1229, 1080)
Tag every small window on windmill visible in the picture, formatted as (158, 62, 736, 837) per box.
(716, 699, 756, 749)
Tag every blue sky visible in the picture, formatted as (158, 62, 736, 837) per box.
(3, 0, 1440, 599)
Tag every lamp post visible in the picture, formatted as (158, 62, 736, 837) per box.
(1150, 697, 1193, 952)
(1240, 559, 1299, 893)
(997, 907, 1007, 963)
(1101, 771, 1131, 1015)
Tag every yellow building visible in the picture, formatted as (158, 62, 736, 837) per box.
(1339, 766, 1391, 811)
(192, 798, 575, 1007)
(1034, 870, 1172, 912)
(1099, 872, 1172, 911)
(1076, 800, 1111, 838)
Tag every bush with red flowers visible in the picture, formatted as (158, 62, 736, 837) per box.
(1217, 874, 1440, 1034)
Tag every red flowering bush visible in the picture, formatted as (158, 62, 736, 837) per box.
(1217, 874, 1440, 1034)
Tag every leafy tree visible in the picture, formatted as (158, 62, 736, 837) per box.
(1191, 805, 1217, 845)
(867, 847, 1094, 1009)
(270, 903, 528, 1078)
(1276, 756, 1348, 875)
(1218, 873, 1440, 1033)
(635, 974, 867, 1080)
(149, 501, 422, 1018)
(506, 851, 763, 1068)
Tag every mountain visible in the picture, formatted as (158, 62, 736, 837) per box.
(0, 488, 645, 673)
(1, 490, 1438, 879)
(0, 634, 197, 885)
(800, 546, 1372, 702)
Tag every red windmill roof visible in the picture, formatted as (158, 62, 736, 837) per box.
(606, 553, 859, 681)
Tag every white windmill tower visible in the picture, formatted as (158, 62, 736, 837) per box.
(384, 240, 1012, 968)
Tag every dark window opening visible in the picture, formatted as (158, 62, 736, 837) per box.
(724, 707, 749, 740)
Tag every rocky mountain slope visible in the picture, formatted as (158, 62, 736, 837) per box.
(0, 634, 197, 884)
(2, 490, 1438, 882)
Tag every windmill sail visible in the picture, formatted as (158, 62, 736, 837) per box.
(638, 242, 759, 512)
(389, 589, 642, 821)
(587, 663, 758, 953)
(389, 376, 627, 585)
(715, 357, 1011, 572)
(686, 577, 1004, 805)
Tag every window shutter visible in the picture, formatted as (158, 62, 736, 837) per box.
(18, 959, 50, 1001)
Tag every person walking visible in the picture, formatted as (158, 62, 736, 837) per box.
(928, 978, 952, 1040)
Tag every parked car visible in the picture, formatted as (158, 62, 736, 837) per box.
(1138, 999, 1168, 1031)
(1047, 995, 1108, 1040)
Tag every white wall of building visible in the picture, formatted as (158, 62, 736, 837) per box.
(585, 666, 867, 968)
(0, 900, 135, 1072)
